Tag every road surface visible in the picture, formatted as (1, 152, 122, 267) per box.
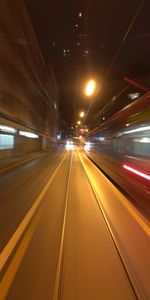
(0, 148, 149, 299)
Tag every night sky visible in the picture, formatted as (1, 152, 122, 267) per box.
(25, 0, 150, 129)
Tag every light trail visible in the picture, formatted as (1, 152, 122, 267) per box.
(123, 165, 150, 181)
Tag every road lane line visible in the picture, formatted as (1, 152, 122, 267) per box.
(0, 152, 68, 273)
(0, 209, 43, 300)
(77, 150, 139, 300)
(53, 151, 73, 300)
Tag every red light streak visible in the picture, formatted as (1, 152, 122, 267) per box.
(123, 76, 150, 92)
(123, 164, 150, 181)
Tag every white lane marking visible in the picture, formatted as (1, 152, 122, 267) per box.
(0, 152, 68, 272)
(53, 151, 73, 300)
(77, 150, 140, 300)
(0, 209, 43, 300)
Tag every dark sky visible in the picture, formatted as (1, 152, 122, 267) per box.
(25, 0, 150, 128)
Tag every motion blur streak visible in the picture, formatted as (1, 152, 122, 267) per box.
(79, 152, 150, 237)
(124, 125, 150, 134)
(0, 152, 68, 273)
(123, 76, 150, 92)
(123, 165, 150, 181)
(0, 209, 43, 300)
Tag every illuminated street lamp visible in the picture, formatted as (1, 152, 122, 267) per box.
(79, 111, 85, 118)
(85, 80, 96, 96)
(77, 120, 81, 125)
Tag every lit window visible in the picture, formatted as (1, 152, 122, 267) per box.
(83, 50, 89, 54)
(52, 41, 56, 47)
(63, 49, 67, 57)
(0, 125, 16, 133)
(0, 134, 14, 150)
(19, 131, 39, 138)
(54, 102, 57, 110)
(57, 134, 61, 140)
(83, 50, 90, 56)
(128, 92, 140, 100)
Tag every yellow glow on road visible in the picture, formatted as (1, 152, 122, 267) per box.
(0, 152, 69, 273)
(0, 209, 42, 300)
(77, 150, 150, 237)
(85, 80, 96, 96)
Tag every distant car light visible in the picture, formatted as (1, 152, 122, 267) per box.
(97, 137, 105, 141)
(66, 140, 74, 150)
(84, 142, 92, 151)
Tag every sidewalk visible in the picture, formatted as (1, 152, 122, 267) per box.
(0, 151, 48, 175)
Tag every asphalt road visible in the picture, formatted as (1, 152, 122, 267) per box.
(0, 148, 149, 299)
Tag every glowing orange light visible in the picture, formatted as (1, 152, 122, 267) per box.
(85, 80, 96, 96)
(79, 111, 85, 118)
